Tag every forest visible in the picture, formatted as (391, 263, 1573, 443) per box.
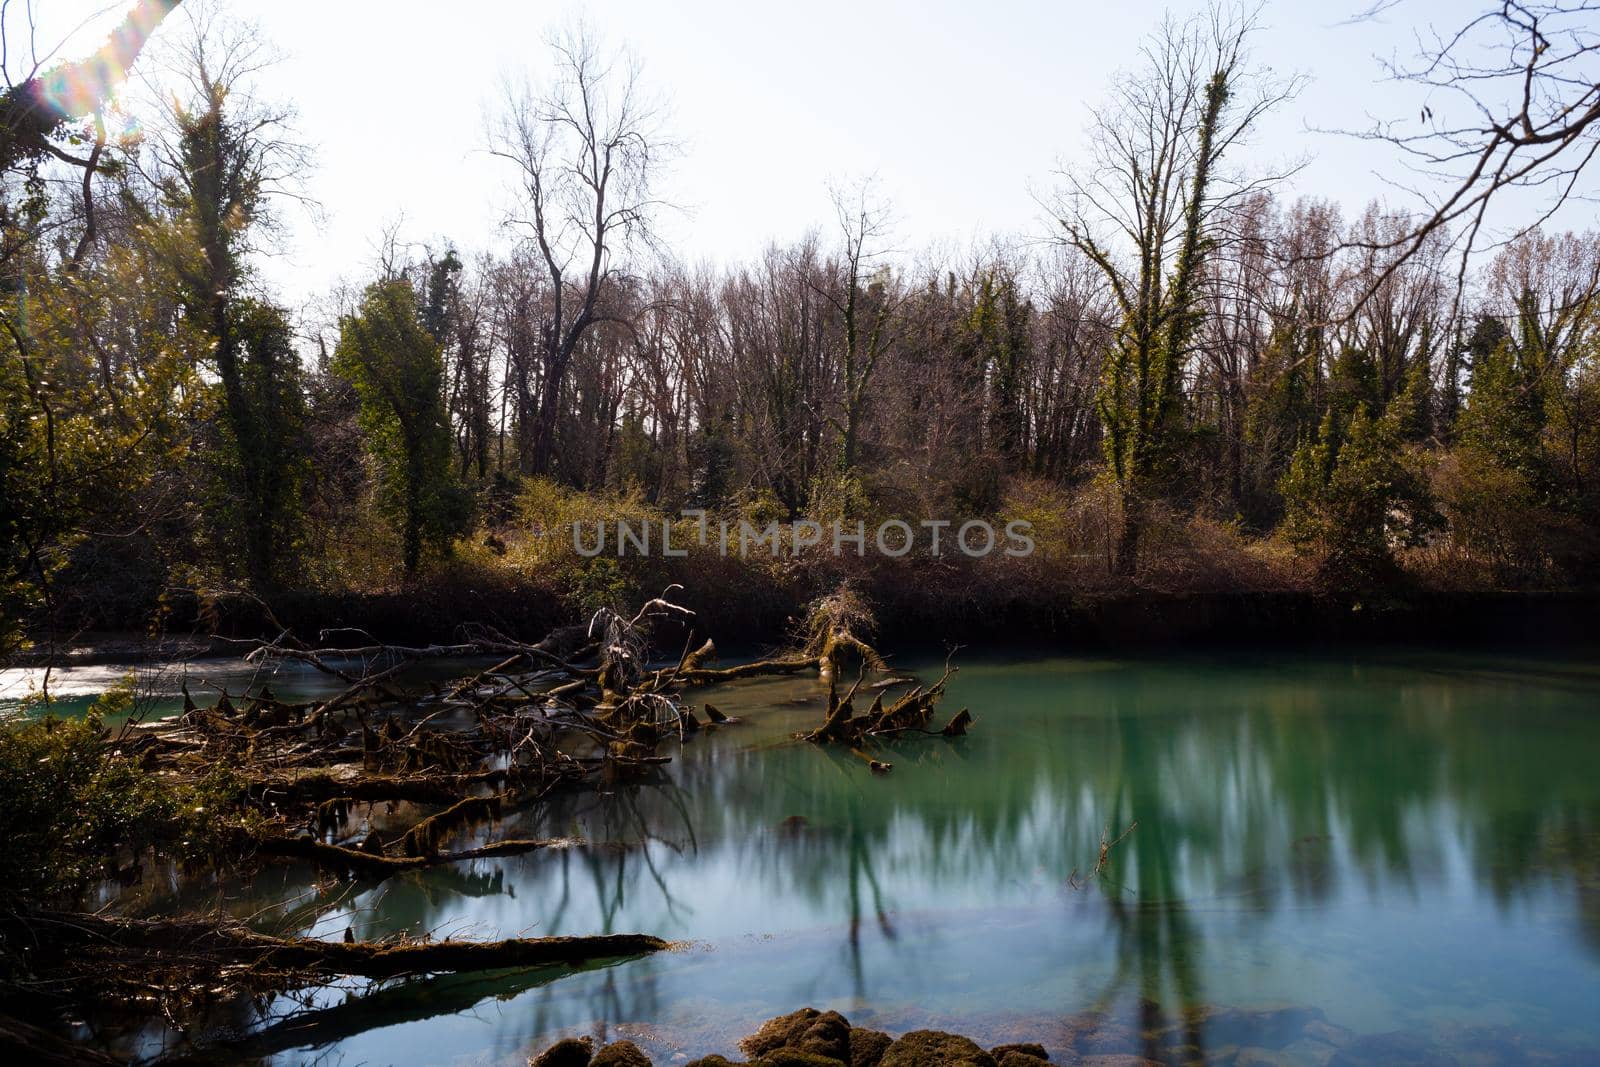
(3, 1, 1600, 658)
(3, 1, 1600, 1064)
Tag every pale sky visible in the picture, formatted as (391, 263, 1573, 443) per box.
(12, 0, 1558, 311)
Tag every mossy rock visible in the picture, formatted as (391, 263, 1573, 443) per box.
(878, 1031, 997, 1067)
(791, 1011, 851, 1062)
(592, 1040, 653, 1067)
(683, 1058, 745, 1067)
(994, 1048, 1050, 1067)
(849, 1028, 892, 1067)
(756, 1052, 847, 1067)
(532, 1036, 595, 1067)
(742, 1009, 823, 1058)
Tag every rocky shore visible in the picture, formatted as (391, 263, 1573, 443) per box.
(528, 1003, 1597, 1067)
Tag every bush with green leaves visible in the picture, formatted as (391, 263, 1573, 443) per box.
(1281, 404, 1441, 587)
(0, 683, 251, 908)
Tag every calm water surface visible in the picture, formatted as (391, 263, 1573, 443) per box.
(37, 647, 1600, 1065)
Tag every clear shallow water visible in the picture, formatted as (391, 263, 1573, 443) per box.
(74, 648, 1600, 1065)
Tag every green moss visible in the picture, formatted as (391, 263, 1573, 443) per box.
(878, 1031, 997, 1067)
(531, 1036, 595, 1067)
(592, 1040, 652, 1066)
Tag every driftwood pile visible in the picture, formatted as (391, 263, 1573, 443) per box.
(801, 656, 973, 773)
(6, 586, 979, 1059)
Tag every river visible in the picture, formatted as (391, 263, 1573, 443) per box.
(13, 645, 1600, 1065)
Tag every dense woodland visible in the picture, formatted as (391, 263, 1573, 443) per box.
(4, 1, 1600, 654)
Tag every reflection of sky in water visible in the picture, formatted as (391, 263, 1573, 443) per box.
(0, 654, 499, 719)
(71, 649, 1600, 1064)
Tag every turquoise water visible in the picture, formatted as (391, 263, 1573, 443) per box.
(49, 647, 1600, 1065)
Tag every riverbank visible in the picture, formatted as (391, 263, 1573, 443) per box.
(16, 587, 1600, 668)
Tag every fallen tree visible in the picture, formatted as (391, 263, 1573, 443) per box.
(2, 583, 977, 1058)
(798, 653, 974, 771)
(17, 911, 670, 982)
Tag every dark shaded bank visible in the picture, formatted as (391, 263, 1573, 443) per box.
(20, 587, 1600, 667)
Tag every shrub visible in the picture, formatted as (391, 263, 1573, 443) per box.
(0, 682, 249, 907)
(1281, 406, 1441, 588)
(1433, 447, 1592, 585)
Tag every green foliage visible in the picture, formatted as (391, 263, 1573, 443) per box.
(207, 300, 311, 585)
(333, 280, 472, 574)
(687, 420, 737, 510)
(1243, 325, 1321, 527)
(421, 248, 464, 345)
(1460, 338, 1550, 495)
(967, 272, 1031, 464)
(1437, 328, 1590, 582)
(1390, 351, 1435, 445)
(1328, 346, 1383, 420)
(806, 470, 871, 526)
(1281, 404, 1441, 586)
(613, 409, 665, 498)
(0, 376, 42, 655)
(567, 556, 635, 621)
(507, 477, 653, 613)
(1434, 447, 1575, 584)
(0, 684, 249, 907)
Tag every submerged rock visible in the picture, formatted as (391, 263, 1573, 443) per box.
(1326, 1032, 1453, 1067)
(1184, 1005, 1328, 1050)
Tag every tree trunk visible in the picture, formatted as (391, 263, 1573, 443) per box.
(1114, 491, 1142, 577)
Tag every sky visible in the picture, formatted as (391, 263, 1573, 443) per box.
(9, 0, 1554, 311)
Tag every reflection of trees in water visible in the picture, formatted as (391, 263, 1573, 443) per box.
(155, 655, 1600, 1058)
(170, 961, 644, 1064)
(1088, 710, 1207, 1059)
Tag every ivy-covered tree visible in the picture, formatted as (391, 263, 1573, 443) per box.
(206, 301, 308, 584)
(333, 281, 470, 574)
(1054, 9, 1292, 574)
(134, 14, 313, 588)
(966, 271, 1031, 468)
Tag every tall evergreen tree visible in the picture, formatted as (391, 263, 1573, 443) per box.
(333, 281, 470, 574)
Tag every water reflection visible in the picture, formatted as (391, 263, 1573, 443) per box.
(100, 650, 1600, 1064)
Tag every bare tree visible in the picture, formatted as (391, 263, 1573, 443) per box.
(725, 237, 834, 514)
(1051, 2, 1297, 575)
(2, 0, 185, 272)
(489, 23, 670, 478)
(1349, 1, 1600, 294)
(824, 176, 900, 474)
